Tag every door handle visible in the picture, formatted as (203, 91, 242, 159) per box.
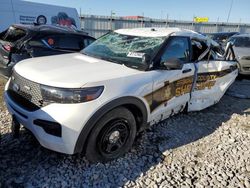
(182, 69, 192, 73)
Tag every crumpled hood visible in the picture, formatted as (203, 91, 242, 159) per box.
(14, 53, 140, 88)
(233, 47, 250, 59)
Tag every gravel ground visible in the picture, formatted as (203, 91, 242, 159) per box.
(227, 79, 250, 99)
(0, 79, 250, 188)
(0, 77, 6, 108)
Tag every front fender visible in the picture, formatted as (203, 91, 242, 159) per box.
(73, 96, 148, 154)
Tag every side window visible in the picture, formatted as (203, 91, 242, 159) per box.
(28, 40, 45, 48)
(56, 35, 82, 51)
(56, 36, 95, 51)
(191, 40, 209, 61)
(41, 35, 95, 51)
(42, 35, 84, 51)
(83, 38, 95, 48)
(42, 35, 59, 49)
(160, 37, 190, 63)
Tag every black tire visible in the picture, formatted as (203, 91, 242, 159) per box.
(85, 107, 137, 163)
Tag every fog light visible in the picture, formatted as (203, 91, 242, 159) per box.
(34, 119, 62, 137)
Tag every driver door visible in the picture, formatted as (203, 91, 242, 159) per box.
(147, 36, 195, 124)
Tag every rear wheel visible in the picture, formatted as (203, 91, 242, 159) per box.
(85, 107, 136, 163)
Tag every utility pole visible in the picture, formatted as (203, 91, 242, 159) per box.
(227, 0, 233, 23)
(166, 14, 169, 28)
(216, 17, 220, 32)
(79, 8, 82, 29)
(110, 10, 115, 30)
(141, 12, 144, 28)
(237, 18, 241, 32)
(192, 15, 195, 28)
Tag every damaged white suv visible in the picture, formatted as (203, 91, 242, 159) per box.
(4, 28, 237, 162)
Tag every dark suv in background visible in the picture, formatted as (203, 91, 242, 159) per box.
(206, 32, 239, 47)
(0, 24, 95, 78)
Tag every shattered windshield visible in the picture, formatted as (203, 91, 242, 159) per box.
(82, 32, 166, 70)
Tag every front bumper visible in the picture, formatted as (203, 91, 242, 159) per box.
(4, 91, 101, 154)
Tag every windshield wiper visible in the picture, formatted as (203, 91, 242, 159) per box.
(103, 57, 123, 65)
(82, 52, 104, 60)
(82, 52, 123, 65)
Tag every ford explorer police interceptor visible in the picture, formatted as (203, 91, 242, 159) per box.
(4, 28, 238, 162)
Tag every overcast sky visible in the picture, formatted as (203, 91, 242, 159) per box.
(26, 0, 250, 23)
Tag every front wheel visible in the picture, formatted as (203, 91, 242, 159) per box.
(85, 107, 137, 163)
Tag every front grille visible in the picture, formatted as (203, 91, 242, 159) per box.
(8, 71, 43, 111)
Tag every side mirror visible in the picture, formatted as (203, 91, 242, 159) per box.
(161, 58, 183, 70)
(142, 54, 151, 65)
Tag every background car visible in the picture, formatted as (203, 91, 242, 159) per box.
(206, 32, 239, 47)
(0, 24, 95, 78)
(229, 34, 250, 75)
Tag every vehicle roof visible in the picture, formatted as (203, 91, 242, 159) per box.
(231, 33, 250, 38)
(115, 27, 207, 40)
(209, 32, 239, 35)
(11, 24, 91, 37)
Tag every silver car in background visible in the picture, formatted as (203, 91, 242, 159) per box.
(229, 34, 250, 75)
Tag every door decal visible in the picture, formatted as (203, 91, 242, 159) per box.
(144, 65, 237, 112)
(144, 76, 193, 112)
(196, 65, 237, 90)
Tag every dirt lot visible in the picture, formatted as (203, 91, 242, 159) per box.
(0, 77, 250, 188)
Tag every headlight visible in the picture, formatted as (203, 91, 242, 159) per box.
(41, 85, 104, 104)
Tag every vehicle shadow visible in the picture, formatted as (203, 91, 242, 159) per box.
(0, 94, 250, 187)
(237, 74, 250, 81)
